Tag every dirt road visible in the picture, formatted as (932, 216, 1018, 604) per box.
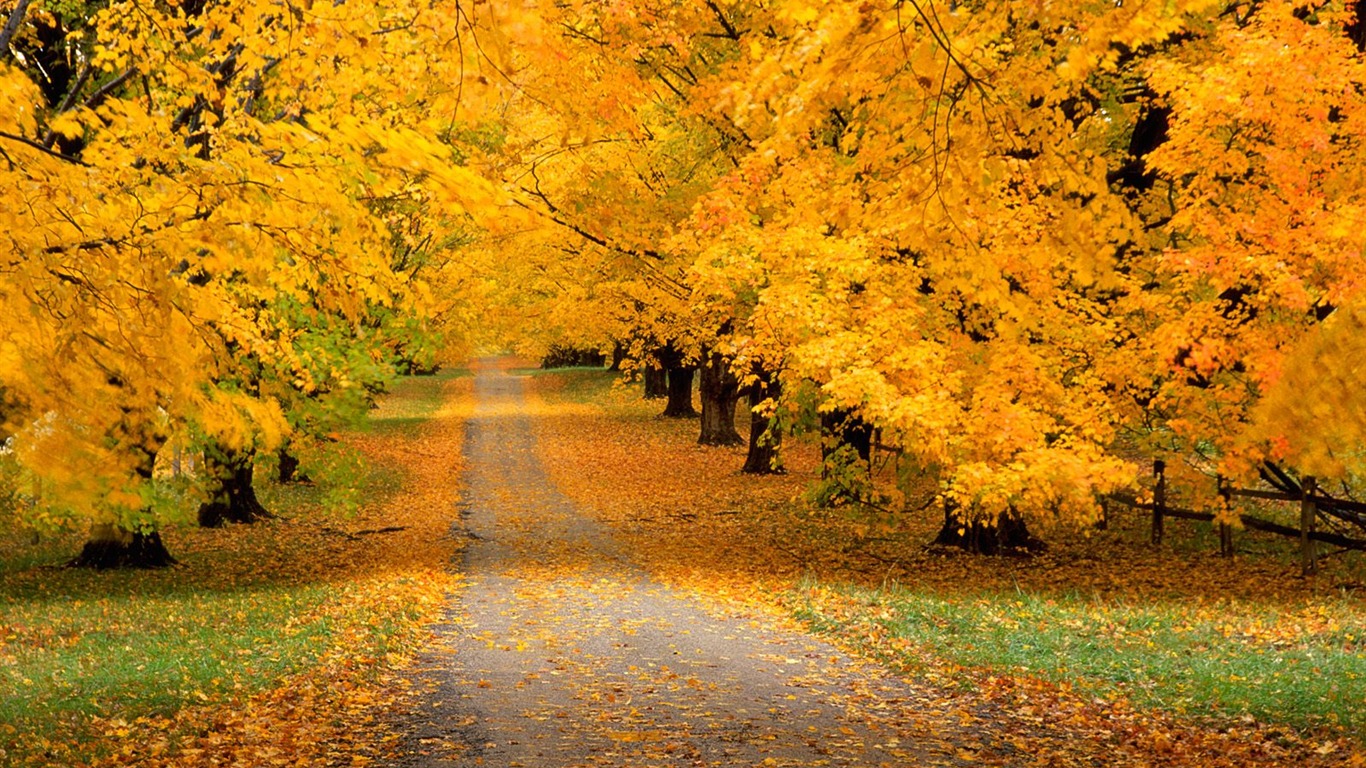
(388, 364, 1004, 767)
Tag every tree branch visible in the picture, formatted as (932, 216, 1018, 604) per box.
(83, 68, 136, 110)
(513, 183, 689, 301)
(703, 0, 741, 40)
(39, 65, 93, 147)
(0, 0, 35, 56)
(33, 66, 135, 148)
(44, 237, 120, 255)
(0, 130, 90, 165)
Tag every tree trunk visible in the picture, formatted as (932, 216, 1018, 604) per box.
(662, 366, 699, 418)
(643, 365, 668, 399)
(698, 350, 743, 446)
(541, 345, 606, 368)
(68, 523, 177, 569)
(814, 408, 876, 506)
(820, 408, 873, 471)
(742, 369, 783, 474)
(198, 446, 271, 527)
(277, 445, 309, 484)
(933, 500, 1045, 555)
(609, 341, 626, 372)
(396, 344, 439, 375)
(68, 441, 177, 568)
(0, 383, 17, 444)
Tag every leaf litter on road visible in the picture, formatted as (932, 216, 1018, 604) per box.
(518, 367, 1365, 767)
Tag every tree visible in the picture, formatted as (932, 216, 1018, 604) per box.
(472, 0, 751, 427)
(471, 0, 1366, 550)
(670, 0, 1366, 546)
(0, 0, 501, 565)
(10, 0, 1365, 564)
(667, 1, 1149, 542)
(697, 347, 743, 445)
(1132, 2, 1366, 497)
(740, 365, 784, 474)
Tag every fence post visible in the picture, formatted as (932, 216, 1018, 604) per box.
(1301, 476, 1318, 576)
(1217, 476, 1234, 557)
(1151, 459, 1166, 546)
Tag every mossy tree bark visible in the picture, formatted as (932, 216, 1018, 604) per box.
(198, 445, 271, 527)
(68, 444, 176, 569)
(742, 369, 783, 474)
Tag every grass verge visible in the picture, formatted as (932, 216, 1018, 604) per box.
(790, 579, 1366, 737)
(0, 368, 470, 767)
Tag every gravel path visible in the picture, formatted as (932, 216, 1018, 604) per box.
(389, 365, 1003, 767)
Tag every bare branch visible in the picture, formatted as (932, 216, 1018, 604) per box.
(703, 0, 741, 40)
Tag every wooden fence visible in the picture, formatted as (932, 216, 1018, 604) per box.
(1103, 460, 1366, 576)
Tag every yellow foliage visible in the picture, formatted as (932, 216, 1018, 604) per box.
(1254, 304, 1366, 480)
(0, 0, 503, 531)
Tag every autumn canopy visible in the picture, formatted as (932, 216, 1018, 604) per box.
(2, 0, 1365, 560)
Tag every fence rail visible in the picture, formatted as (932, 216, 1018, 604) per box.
(1103, 461, 1366, 575)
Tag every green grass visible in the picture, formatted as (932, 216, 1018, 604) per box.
(0, 372, 454, 766)
(524, 367, 645, 408)
(0, 581, 336, 721)
(792, 580, 1366, 738)
(367, 367, 468, 437)
(529, 361, 1366, 740)
(508, 364, 612, 377)
(531, 360, 1366, 746)
(0, 533, 349, 765)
